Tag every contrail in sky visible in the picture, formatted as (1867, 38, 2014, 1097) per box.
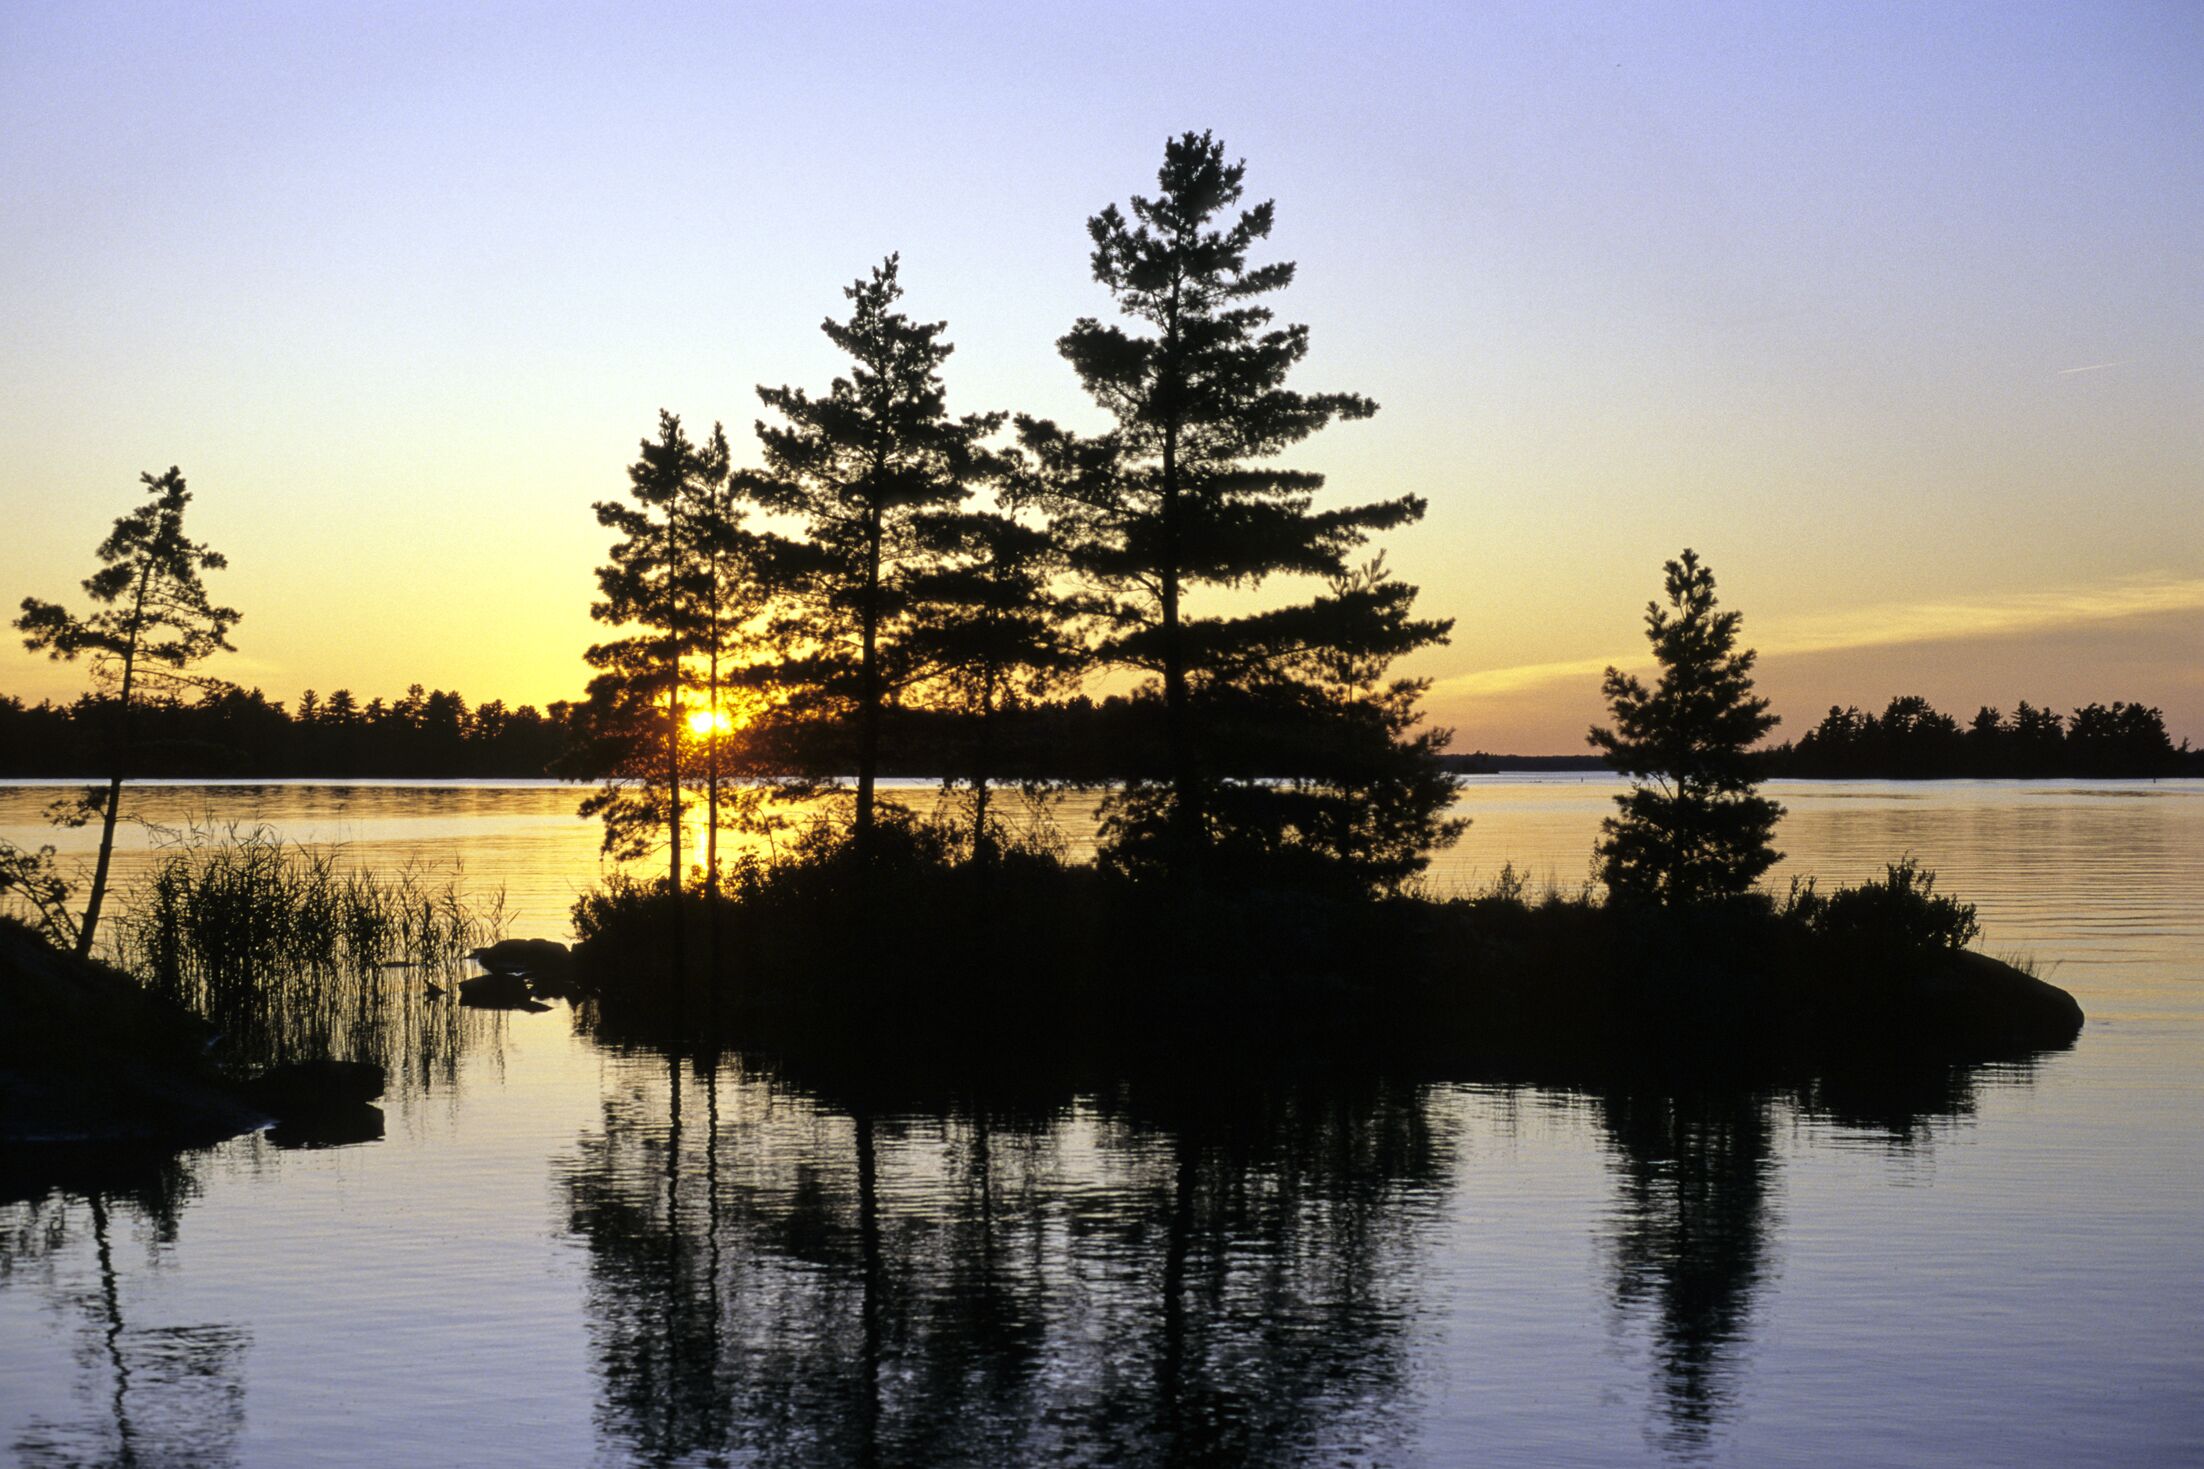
(2057, 359, 2131, 375)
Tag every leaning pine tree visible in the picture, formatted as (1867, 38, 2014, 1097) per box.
(15, 467, 239, 956)
(1588, 549, 1783, 907)
(1019, 130, 1459, 891)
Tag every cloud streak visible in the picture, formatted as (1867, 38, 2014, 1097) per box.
(1431, 574, 2204, 702)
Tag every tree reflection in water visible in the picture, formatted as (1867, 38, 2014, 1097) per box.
(563, 1053, 2033, 1466)
(3, 1171, 248, 1469)
(1594, 1088, 1778, 1457)
(562, 1059, 1456, 1467)
(1587, 1056, 2043, 1458)
(0, 1045, 2037, 1466)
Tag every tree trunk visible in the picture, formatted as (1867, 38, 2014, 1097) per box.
(1157, 276, 1199, 880)
(666, 685, 682, 894)
(1159, 418, 1198, 879)
(665, 513, 683, 897)
(705, 647, 720, 900)
(76, 773, 126, 960)
(664, 509, 686, 1013)
(704, 643, 721, 1032)
(972, 667, 996, 863)
(855, 503, 883, 854)
(76, 564, 152, 959)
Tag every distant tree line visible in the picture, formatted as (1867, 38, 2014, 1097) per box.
(9, 684, 2182, 785)
(1, 679, 1249, 788)
(1764, 696, 2194, 778)
(0, 686, 578, 779)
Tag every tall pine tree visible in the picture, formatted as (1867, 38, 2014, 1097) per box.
(688, 421, 798, 894)
(1589, 549, 1783, 907)
(751, 255, 1003, 854)
(1018, 131, 1458, 891)
(577, 411, 717, 885)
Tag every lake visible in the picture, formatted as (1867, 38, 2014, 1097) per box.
(2, 777, 2200, 1466)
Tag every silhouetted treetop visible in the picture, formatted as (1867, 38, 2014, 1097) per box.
(576, 410, 725, 872)
(1591, 550, 1782, 907)
(18, 468, 238, 699)
(1018, 130, 1458, 891)
(751, 255, 1006, 851)
(14, 466, 239, 955)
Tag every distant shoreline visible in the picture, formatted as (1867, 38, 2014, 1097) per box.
(3, 771, 2199, 790)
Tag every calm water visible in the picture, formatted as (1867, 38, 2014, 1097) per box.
(2, 777, 2200, 1466)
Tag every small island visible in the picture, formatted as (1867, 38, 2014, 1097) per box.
(554, 550, 2084, 1091)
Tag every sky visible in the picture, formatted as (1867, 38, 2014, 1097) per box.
(2, 0, 2198, 752)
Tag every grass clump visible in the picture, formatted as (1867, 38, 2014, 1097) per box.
(111, 825, 506, 1071)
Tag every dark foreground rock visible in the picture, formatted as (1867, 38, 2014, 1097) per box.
(1916, 950, 2086, 1054)
(0, 918, 387, 1152)
(457, 970, 542, 1009)
(267, 1099, 387, 1149)
(237, 1058, 386, 1117)
(1, 917, 214, 1069)
(2, 918, 241, 1145)
(0, 1063, 269, 1148)
(472, 937, 573, 976)
(457, 937, 583, 1007)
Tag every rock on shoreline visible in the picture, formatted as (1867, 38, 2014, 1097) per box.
(0, 918, 385, 1151)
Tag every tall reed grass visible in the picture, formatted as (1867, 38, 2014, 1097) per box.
(111, 824, 508, 1075)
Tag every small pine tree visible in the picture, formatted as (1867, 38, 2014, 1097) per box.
(15, 467, 239, 955)
(1589, 549, 1782, 907)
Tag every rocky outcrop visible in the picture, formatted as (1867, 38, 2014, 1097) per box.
(1913, 949, 2085, 1055)
(462, 937, 582, 1006)
(0, 918, 387, 1149)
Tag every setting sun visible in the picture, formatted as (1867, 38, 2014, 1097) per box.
(686, 708, 733, 737)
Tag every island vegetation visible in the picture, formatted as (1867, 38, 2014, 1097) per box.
(537, 136, 2079, 1079)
